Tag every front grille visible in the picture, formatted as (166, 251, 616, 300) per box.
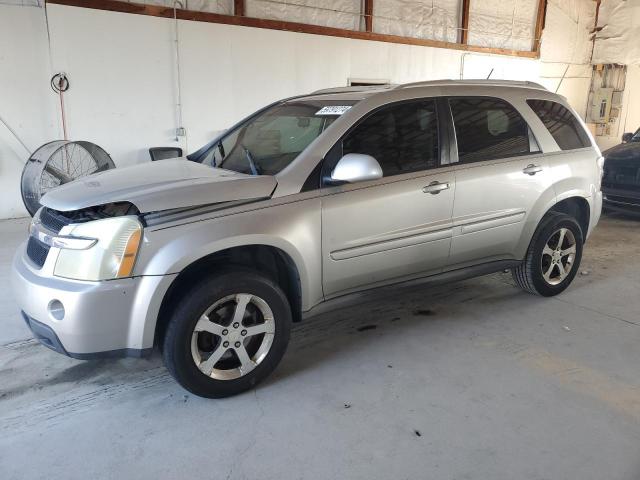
(39, 207, 72, 234)
(26, 236, 50, 269)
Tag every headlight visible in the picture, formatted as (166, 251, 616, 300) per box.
(54, 216, 142, 281)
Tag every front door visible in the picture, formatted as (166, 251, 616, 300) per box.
(320, 99, 456, 297)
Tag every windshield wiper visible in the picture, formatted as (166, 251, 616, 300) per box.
(242, 145, 260, 176)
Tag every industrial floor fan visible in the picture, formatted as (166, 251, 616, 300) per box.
(20, 140, 115, 216)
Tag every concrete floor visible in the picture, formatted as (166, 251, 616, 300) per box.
(1, 213, 640, 480)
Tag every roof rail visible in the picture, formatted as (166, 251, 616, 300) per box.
(310, 85, 394, 95)
(395, 79, 547, 91)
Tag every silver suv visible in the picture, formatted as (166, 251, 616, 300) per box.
(12, 80, 603, 397)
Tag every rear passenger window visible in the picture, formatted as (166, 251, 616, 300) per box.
(527, 99, 591, 150)
(342, 100, 439, 177)
(449, 97, 532, 163)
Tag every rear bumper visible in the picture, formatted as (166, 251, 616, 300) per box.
(587, 191, 603, 239)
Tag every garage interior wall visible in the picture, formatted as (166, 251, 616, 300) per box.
(0, 0, 601, 219)
(590, 0, 640, 150)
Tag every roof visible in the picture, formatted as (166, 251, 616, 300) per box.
(299, 79, 548, 102)
(394, 79, 546, 90)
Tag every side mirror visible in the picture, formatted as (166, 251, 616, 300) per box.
(622, 132, 633, 143)
(330, 153, 383, 184)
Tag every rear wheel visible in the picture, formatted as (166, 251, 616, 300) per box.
(163, 269, 291, 398)
(512, 212, 583, 296)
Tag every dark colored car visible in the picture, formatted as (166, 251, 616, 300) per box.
(602, 128, 640, 213)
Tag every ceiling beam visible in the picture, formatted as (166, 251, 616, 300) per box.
(532, 0, 547, 54)
(364, 0, 373, 32)
(590, 0, 602, 62)
(460, 0, 470, 44)
(234, 0, 244, 17)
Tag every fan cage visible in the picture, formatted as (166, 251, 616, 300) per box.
(21, 140, 115, 217)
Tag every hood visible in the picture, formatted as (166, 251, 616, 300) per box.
(40, 159, 277, 213)
(603, 141, 640, 162)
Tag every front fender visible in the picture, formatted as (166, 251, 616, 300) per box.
(136, 197, 323, 311)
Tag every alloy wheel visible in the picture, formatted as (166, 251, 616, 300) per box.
(190, 293, 275, 380)
(540, 227, 577, 286)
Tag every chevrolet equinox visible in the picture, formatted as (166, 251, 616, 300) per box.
(12, 80, 603, 397)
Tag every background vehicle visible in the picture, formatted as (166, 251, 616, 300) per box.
(602, 128, 640, 213)
(12, 80, 602, 398)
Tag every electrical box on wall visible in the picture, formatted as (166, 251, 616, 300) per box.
(591, 87, 614, 123)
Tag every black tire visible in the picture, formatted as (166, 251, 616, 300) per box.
(163, 269, 291, 398)
(512, 212, 584, 297)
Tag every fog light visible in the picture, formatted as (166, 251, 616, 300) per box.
(48, 300, 65, 321)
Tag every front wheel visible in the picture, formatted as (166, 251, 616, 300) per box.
(162, 269, 292, 398)
(512, 212, 584, 296)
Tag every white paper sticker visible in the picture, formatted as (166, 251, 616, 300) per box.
(315, 105, 352, 116)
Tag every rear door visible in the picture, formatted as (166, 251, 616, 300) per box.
(321, 99, 456, 297)
(446, 96, 553, 268)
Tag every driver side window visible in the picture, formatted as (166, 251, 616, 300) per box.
(342, 99, 440, 177)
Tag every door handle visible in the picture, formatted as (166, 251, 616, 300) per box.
(523, 164, 543, 175)
(422, 181, 450, 194)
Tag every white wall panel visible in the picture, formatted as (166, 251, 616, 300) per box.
(0, 5, 56, 218)
(373, 0, 460, 43)
(621, 65, 640, 135)
(540, 0, 596, 64)
(467, 0, 538, 51)
(184, 0, 233, 14)
(592, 0, 640, 65)
(245, 0, 361, 30)
(46, 6, 179, 165)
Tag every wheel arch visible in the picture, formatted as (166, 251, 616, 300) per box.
(516, 194, 591, 260)
(154, 244, 304, 348)
(548, 196, 590, 238)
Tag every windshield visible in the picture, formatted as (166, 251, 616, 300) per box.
(197, 100, 356, 175)
(632, 128, 640, 142)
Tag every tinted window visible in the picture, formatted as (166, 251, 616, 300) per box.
(527, 99, 591, 150)
(342, 100, 439, 177)
(449, 97, 531, 162)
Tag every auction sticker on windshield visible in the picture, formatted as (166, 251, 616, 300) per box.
(316, 105, 352, 116)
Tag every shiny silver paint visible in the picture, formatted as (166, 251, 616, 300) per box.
(12, 80, 603, 356)
(11, 246, 172, 353)
(40, 159, 277, 213)
(321, 167, 455, 296)
(330, 153, 383, 183)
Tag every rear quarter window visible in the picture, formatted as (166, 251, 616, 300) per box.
(527, 99, 591, 150)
